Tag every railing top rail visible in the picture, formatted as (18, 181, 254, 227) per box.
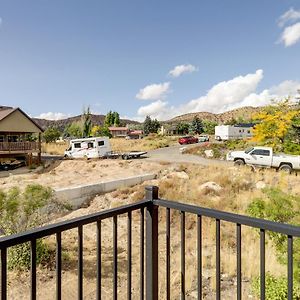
(154, 199, 300, 237)
(1, 194, 299, 250)
(0, 200, 149, 249)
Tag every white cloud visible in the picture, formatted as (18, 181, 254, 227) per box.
(135, 70, 300, 121)
(269, 80, 300, 96)
(278, 8, 300, 27)
(168, 64, 198, 77)
(36, 112, 70, 120)
(136, 82, 170, 100)
(183, 69, 264, 114)
(280, 22, 300, 46)
(137, 100, 169, 119)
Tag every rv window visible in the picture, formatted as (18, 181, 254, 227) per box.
(74, 143, 81, 148)
(98, 141, 105, 146)
(88, 142, 94, 148)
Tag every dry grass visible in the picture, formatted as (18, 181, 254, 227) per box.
(41, 142, 67, 155)
(110, 135, 177, 152)
(110, 164, 298, 297)
(42, 135, 177, 155)
(7, 163, 299, 299)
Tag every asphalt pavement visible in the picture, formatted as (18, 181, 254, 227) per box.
(39, 144, 229, 166)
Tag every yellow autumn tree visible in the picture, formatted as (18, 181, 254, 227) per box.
(91, 125, 102, 137)
(252, 98, 300, 146)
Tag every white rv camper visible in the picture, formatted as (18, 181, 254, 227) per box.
(64, 137, 111, 159)
(215, 124, 254, 141)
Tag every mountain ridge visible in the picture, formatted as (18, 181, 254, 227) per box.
(33, 106, 263, 131)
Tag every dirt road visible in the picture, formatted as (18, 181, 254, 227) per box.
(146, 144, 229, 166)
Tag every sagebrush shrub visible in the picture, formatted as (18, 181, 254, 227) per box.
(0, 184, 67, 270)
(248, 188, 300, 297)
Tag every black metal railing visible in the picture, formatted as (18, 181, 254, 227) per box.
(0, 185, 299, 300)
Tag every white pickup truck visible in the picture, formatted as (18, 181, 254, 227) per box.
(226, 146, 300, 172)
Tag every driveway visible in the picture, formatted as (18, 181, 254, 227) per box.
(146, 144, 229, 166)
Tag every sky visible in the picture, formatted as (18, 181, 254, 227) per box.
(0, 0, 300, 121)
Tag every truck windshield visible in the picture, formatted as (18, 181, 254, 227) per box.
(245, 147, 254, 154)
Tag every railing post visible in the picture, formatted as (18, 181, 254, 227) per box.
(145, 186, 159, 300)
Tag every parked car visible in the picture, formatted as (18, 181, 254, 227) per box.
(178, 136, 198, 145)
(226, 146, 300, 173)
(198, 135, 209, 142)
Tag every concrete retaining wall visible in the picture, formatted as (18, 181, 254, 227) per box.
(54, 173, 156, 208)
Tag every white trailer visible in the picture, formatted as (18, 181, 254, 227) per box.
(215, 124, 253, 141)
(64, 137, 148, 160)
(64, 137, 111, 159)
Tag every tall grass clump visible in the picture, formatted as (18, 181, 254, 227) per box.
(248, 188, 300, 299)
(0, 184, 65, 270)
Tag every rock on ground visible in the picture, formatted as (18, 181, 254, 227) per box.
(198, 181, 223, 194)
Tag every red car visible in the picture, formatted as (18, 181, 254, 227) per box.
(178, 136, 199, 145)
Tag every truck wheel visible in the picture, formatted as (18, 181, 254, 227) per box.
(234, 159, 245, 166)
(122, 154, 129, 160)
(278, 164, 292, 174)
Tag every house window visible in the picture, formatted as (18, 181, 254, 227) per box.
(8, 135, 18, 142)
(247, 130, 250, 134)
(74, 143, 81, 148)
(0, 136, 4, 142)
(98, 141, 105, 146)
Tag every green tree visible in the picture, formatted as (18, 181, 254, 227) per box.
(176, 122, 190, 135)
(286, 102, 300, 144)
(43, 127, 61, 143)
(66, 122, 82, 138)
(105, 111, 113, 127)
(143, 116, 160, 134)
(82, 106, 92, 137)
(203, 120, 218, 134)
(190, 116, 203, 134)
(150, 119, 160, 133)
(143, 116, 152, 135)
(112, 111, 120, 126)
(100, 126, 112, 138)
(104, 111, 121, 127)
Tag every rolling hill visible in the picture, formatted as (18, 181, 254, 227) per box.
(33, 114, 139, 131)
(166, 106, 262, 124)
(33, 106, 263, 131)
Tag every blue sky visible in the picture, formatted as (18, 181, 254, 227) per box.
(1, 0, 300, 121)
